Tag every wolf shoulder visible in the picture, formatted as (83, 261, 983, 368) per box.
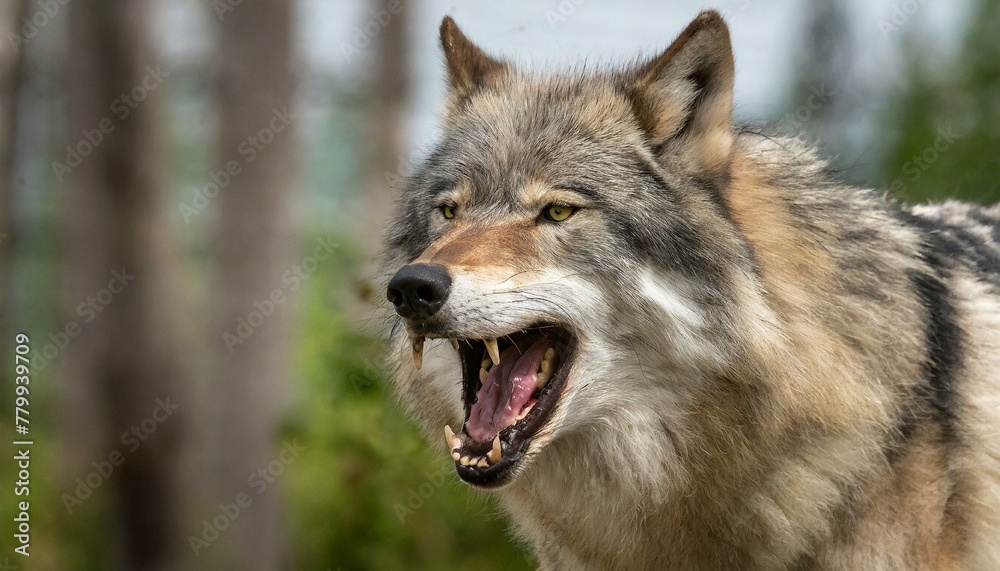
(905, 200, 1000, 282)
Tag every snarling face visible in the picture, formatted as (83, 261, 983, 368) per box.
(383, 14, 746, 488)
(384, 119, 627, 487)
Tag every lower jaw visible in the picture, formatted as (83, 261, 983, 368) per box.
(455, 436, 533, 488)
(449, 332, 575, 488)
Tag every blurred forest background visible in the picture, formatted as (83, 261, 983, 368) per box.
(0, 0, 996, 569)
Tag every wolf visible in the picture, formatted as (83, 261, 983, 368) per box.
(381, 10, 1000, 569)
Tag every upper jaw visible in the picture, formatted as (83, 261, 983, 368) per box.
(400, 313, 544, 342)
(401, 313, 572, 370)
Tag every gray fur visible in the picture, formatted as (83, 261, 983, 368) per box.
(380, 11, 1000, 569)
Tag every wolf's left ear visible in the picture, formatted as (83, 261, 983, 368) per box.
(439, 16, 508, 106)
(625, 11, 735, 182)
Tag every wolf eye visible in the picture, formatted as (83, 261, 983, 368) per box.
(440, 204, 456, 219)
(543, 203, 576, 222)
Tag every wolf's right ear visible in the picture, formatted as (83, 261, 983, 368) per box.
(439, 16, 507, 108)
(625, 11, 736, 183)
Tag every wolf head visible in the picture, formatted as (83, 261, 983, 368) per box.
(383, 11, 761, 492)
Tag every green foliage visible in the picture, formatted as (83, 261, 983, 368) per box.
(283, 242, 531, 570)
(877, 0, 1000, 204)
(0, 196, 112, 568)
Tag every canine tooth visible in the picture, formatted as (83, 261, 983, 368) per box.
(485, 338, 500, 365)
(544, 347, 555, 362)
(479, 367, 488, 384)
(541, 352, 558, 376)
(536, 368, 551, 390)
(452, 451, 461, 461)
(412, 336, 424, 370)
(444, 425, 460, 451)
(488, 435, 502, 464)
(477, 458, 489, 468)
(450, 338, 460, 350)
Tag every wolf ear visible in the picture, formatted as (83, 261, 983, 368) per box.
(626, 11, 735, 181)
(439, 16, 507, 104)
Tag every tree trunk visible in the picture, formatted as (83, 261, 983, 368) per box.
(61, 0, 186, 568)
(0, 0, 28, 340)
(204, 0, 298, 568)
(353, 0, 410, 325)
(786, 0, 853, 160)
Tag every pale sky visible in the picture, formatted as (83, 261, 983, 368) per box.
(290, 0, 970, 148)
(159, 0, 971, 149)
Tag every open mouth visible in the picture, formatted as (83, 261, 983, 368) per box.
(437, 325, 575, 487)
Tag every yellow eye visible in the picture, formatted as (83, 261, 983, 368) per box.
(544, 204, 575, 222)
(440, 204, 456, 219)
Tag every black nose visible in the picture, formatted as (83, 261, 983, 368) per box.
(387, 263, 452, 319)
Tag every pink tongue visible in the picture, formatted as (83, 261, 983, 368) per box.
(465, 339, 550, 442)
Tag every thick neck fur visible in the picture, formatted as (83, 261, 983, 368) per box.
(499, 134, 942, 570)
